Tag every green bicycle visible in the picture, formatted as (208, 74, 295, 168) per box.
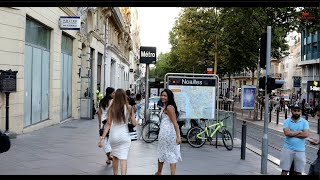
(186, 116, 233, 150)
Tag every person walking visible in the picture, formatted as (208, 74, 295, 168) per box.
(135, 93, 144, 125)
(155, 89, 182, 175)
(97, 87, 115, 164)
(98, 89, 136, 175)
(279, 104, 310, 175)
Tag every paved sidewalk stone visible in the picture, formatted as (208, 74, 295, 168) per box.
(0, 118, 281, 175)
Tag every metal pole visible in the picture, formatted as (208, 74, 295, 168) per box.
(276, 108, 279, 124)
(241, 121, 247, 160)
(285, 109, 288, 119)
(144, 64, 150, 124)
(261, 26, 271, 174)
(5, 92, 10, 132)
(214, 35, 218, 75)
(318, 119, 320, 134)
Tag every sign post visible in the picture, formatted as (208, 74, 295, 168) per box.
(140, 46, 156, 123)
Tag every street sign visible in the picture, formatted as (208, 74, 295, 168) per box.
(140, 46, 156, 64)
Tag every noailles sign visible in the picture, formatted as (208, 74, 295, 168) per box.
(140, 46, 156, 64)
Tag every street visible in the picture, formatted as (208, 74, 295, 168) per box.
(233, 102, 319, 174)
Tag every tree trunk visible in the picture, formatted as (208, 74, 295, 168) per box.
(253, 64, 260, 121)
(228, 73, 231, 98)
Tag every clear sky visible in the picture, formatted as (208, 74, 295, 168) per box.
(138, 7, 181, 54)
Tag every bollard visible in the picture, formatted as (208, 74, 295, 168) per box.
(317, 119, 320, 134)
(285, 109, 287, 119)
(241, 121, 247, 160)
(269, 107, 272, 123)
(276, 108, 279, 124)
(260, 106, 263, 121)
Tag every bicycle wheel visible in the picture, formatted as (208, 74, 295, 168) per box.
(186, 126, 206, 148)
(221, 128, 233, 150)
(141, 122, 159, 143)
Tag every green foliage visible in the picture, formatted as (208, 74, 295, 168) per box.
(153, 7, 320, 78)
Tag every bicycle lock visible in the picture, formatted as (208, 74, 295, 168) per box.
(241, 121, 247, 160)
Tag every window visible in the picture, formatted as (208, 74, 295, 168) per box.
(25, 18, 50, 49)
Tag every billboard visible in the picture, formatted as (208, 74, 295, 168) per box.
(241, 85, 256, 110)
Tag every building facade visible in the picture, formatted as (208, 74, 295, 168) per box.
(0, 7, 83, 133)
(280, 38, 302, 98)
(0, 7, 138, 134)
(299, 30, 320, 105)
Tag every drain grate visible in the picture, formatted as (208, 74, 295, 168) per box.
(60, 126, 77, 129)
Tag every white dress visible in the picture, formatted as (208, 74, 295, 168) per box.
(108, 106, 131, 160)
(101, 107, 111, 154)
(157, 110, 182, 163)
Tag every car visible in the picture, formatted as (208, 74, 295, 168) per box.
(148, 96, 161, 110)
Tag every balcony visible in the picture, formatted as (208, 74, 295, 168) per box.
(270, 73, 282, 79)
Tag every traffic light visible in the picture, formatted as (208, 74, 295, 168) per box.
(259, 76, 266, 89)
(260, 33, 267, 69)
(259, 77, 285, 94)
(266, 77, 275, 94)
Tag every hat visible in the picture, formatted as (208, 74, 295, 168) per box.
(292, 104, 301, 110)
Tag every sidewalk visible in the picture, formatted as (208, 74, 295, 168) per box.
(0, 118, 281, 175)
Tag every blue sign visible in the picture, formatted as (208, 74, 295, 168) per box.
(293, 76, 301, 87)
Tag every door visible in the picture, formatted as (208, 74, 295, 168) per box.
(60, 34, 73, 121)
(24, 18, 50, 127)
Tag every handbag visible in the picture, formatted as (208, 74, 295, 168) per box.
(99, 120, 109, 137)
(0, 130, 10, 153)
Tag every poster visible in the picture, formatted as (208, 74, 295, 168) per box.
(150, 88, 158, 97)
(241, 85, 256, 110)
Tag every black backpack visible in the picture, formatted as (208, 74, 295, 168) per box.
(0, 130, 11, 153)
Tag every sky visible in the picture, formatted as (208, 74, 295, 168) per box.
(138, 7, 181, 55)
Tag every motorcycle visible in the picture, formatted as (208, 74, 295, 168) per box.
(302, 106, 316, 117)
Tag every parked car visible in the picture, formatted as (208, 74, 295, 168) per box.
(148, 96, 160, 110)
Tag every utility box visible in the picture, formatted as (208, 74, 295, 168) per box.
(80, 98, 93, 119)
(0, 70, 18, 93)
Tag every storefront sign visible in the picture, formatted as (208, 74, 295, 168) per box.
(307, 81, 320, 92)
(59, 16, 81, 30)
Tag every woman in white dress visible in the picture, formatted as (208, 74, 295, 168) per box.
(97, 87, 115, 164)
(155, 89, 182, 175)
(98, 89, 136, 175)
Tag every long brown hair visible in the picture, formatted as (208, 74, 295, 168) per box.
(108, 89, 130, 124)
